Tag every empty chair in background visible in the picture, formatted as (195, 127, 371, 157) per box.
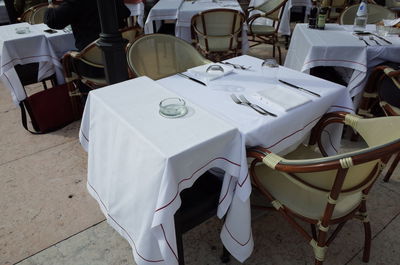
(191, 9, 245, 61)
(246, 0, 289, 64)
(126, 33, 211, 80)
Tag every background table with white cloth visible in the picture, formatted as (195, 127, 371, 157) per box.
(126, 2, 145, 27)
(249, 0, 312, 36)
(144, 0, 183, 34)
(175, 0, 249, 53)
(80, 55, 353, 265)
(0, 0, 9, 24)
(0, 23, 75, 104)
(144, 0, 249, 53)
(284, 23, 400, 99)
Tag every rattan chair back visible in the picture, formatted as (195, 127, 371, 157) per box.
(247, 112, 400, 264)
(191, 9, 245, 59)
(126, 34, 211, 80)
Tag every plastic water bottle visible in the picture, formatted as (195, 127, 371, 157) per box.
(354, 0, 368, 32)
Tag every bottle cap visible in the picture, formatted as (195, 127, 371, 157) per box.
(357, 2, 367, 16)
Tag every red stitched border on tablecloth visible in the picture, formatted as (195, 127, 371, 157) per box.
(154, 157, 241, 212)
(2, 54, 60, 69)
(303, 59, 367, 68)
(160, 224, 179, 262)
(219, 175, 233, 205)
(87, 182, 165, 263)
(223, 222, 252, 246)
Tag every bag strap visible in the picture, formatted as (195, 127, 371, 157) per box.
(19, 101, 43, 135)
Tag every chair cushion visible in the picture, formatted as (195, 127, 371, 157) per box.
(249, 24, 275, 35)
(254, 145, 363, 220)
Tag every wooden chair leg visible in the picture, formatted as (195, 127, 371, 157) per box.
(315, 259, 324, 265)
(383, 152, 400, 182)
(311, 224, 317, 240)
(362, 220, 372, 262)
(277, 45, 282, 65)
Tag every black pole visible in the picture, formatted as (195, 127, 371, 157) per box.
(96, 0, 129, 85)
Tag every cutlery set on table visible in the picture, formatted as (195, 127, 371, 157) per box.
(176, 61, 321, 118)
(353, 32, 392, 46)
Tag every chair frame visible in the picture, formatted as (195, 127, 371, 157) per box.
(18, 3, 50, 24)
(247, 111, 400, 265)
(190, 8, 245, 61)
(126, 33, 211, 80)
(246, 0, 288, 64)
(61, 26, 142, 117)
(357, 65, 400, 182)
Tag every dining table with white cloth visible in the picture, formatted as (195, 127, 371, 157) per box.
(144, 0, 249, 53)
(284, 23, 400, 99)
(0, 23, 75, 104)
(79, 55, 353, 265)
(144, 0, 183, 34)
(125, 2, 145, 27)
(0, 0, 9, 24)
(248, 0, 312, 36)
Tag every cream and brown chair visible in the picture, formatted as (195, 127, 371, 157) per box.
(18, 3, 49, 24)
(246, 0, 288, 64)
(247, 112, 400, 265)
(62, 27, 141, 115)
(339, 3, 396, 24)
(357, 64, 400, 182)
(126, 33, 211, 80)
(326, 0, 350, 23)
(190, 9, 245, 61)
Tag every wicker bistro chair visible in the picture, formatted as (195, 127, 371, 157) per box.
(357, 64, 400, 182)
(126, 34, 211, 80)
(62, 27, 142, 115)
(246, 0, 288, 64)
(326, 0, 350, 23)
(18, 3, 49, 24)
(247, 112, 400, 265)
(339, 4, 396, 25)
(190, 9, 246, 61)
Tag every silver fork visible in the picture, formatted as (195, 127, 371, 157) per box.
(221, 61, 252, 70)
(369, 36, 381, 46)
(239, 95, 277, 117)
(230, 94, 267, 115)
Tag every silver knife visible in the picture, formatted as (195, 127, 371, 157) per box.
(278, 79, 321, 97)
(372, 34, 392, 45)
(177, 73, 207, 86)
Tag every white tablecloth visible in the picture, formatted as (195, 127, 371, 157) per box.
(144, 0, 183, 34)
(0, 23, 75, 104)
(0, 0, 9, 24)
(144, 0, 249, 53)
(176, 0, 249, 54)
(284, 23, 400, 98)
(80, 55, 353, 265)
(126, 2, 145, 27)
(249, 0, 312, 36)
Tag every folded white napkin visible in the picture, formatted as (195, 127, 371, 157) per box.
(187, 63, 234, 83)
(383, 18, 400, 27)
(254, 85, 311, 112)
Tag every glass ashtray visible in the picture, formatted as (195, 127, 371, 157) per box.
(15, 27, 30, 34)
(159, 97, 188, 118)
(206, 64, 224, 75)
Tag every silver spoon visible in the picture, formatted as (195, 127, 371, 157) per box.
(369, 36, 381, 45)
